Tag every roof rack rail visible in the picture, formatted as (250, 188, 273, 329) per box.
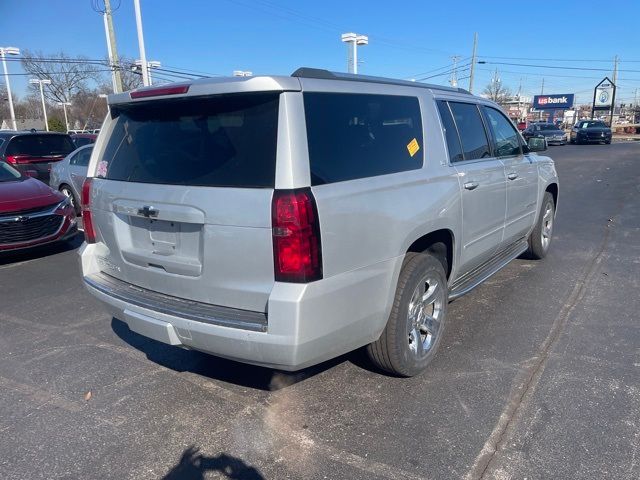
(291, 67, 471, 95)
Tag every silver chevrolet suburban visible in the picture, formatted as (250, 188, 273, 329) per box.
(80, 69, 558, 377)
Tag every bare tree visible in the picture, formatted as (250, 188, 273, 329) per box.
(0, 83, 9, 121)
(21, 50, 107, 103)
(13, 95, 44, 121)
(119, 58, 145, 91)
(483, 77, 512, 105)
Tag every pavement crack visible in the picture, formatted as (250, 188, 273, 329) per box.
(465, 218, 614, 480)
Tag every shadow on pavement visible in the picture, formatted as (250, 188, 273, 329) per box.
(0, 234, 83, 266)
(111, 318, 351, 391)
(162, 446, 264, 480)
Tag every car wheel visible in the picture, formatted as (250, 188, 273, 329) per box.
(527, 192, 555, 260)
(605, 140, 611, 144)
(60, 185, 80, 215)
(367, 252, 448, 377)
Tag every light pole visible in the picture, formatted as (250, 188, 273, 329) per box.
(133, 0, 150, 86)
(0, 46, 20, 130)
(133, 60, 161, 85)
(233, 70, 253, 77)
(57, 102, 72, 132)
(29, 78, 52, 131)
(341, 33, 368, 74)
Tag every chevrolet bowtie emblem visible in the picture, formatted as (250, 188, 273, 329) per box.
(137, 206, 158, 218)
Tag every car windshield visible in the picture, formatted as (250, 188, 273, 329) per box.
(6, 134, 76, 156)
(538, 124, 559, 131)
(0, 161, 23, 182)
(578, 121, 606, 129)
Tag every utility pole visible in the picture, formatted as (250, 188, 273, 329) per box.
(29, 78, 52, 131)
(103, 0, 123, 93)
(341, 33, 368, 74)
(0, 46, 20, 130)
(134, 0, 151, 86)
(539, 78, 545, 121)
(57, 102, 71, 132)
(468, 32, 477, 93)
(609, 55, 619, 126)
(449, 55, 461, 87)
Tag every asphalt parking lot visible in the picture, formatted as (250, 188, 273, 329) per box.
(1, 142, 639, 480)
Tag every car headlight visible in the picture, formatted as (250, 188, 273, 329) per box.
(54, 196, 73, 214)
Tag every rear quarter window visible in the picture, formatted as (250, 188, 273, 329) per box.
(100, 93, 280, 188)
(303, 93, 424, 185)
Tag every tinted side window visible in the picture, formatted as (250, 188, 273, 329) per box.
(69, 150, 80, 165)
(482, 107, 521, 157)
(436, 101, 464, 163)
(304, 93, 423, 185)
(76, 148, 93, 167)
(448, 103, 491, 160)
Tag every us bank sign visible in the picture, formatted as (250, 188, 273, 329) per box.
(532, 94, 575, 110)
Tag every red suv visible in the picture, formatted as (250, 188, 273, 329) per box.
(0, 131, 76, 183)
(0, 161, 77, 252)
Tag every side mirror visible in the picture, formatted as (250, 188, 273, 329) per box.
(527, 137, 547, 152)
(25, 170, 38, 178)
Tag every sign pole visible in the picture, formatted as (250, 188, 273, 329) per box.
(609, 81, 617, 126)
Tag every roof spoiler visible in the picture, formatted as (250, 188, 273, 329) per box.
(291, 67, 471, 94)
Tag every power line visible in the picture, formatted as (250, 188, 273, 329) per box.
(223, 0, 455, 56)
(479, 60, 640, 73)
(409, 57, 471, 79)
(479, 55, 636, 63)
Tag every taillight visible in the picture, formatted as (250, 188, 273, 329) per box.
(272, 188, 322, 283)
(81, 178, 96, 244)
(130, 84, 190, 99)
(6, 155, 28, 164)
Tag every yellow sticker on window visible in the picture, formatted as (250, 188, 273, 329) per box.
(407, 138, 420, 157)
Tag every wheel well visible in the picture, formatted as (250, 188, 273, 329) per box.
(406, 229, 454, 279)
(546, 183, 558, 206)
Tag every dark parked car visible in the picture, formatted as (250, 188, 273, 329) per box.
(0, 131, 76, 183)
(70, 133, 97, 148)
(0, 161, 77, 252)
(522, 123, 567, 145)
(570, 120, 612, 144)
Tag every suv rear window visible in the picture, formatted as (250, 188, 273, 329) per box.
(100, 93, 280, 188)
(6, 134, 75, 157)
(304, 93, 423, 185)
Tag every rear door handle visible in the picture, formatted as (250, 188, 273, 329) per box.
(463, 181, 479, 191)
(507, 172, 518, 180)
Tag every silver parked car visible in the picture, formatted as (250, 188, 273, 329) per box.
(50, 145, 93, 214)
(80, 69, 558, 376)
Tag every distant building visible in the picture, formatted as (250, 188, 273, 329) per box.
(0, 118, 46, 131)
(501, 95, 531, 122)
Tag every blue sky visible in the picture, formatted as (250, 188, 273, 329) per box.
(2, 0, 640, 105)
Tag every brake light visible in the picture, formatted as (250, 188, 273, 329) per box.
(81, 178, 96, 244)
(272, 189, 322, 283)
(6, 155, 29, 164)
(130, 85, 190, 99)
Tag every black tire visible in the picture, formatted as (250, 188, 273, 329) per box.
(367, 252, 448, 377)
(59, 185, 80, 215)
(605, 140, 611, 145)
(527, 191, 555, 260)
